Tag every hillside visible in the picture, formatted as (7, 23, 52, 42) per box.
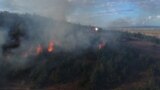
(0, 12, 160, 90)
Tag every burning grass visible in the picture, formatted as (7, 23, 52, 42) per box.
(1, 33, 160, 90)
(0, 12, 160, 90)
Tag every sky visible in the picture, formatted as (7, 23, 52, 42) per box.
(0, 0, 160, 27)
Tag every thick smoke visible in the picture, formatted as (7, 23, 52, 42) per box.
(1, 0, 90, 51)
(0, 28, 7, 50)
(1, 0, 78, 56)
(0, 0, 115, 67)
(0, 12, 103, 56)
(0, 1, 118, 84)
(0, 11, 108, 69)
(0, 28, 6, 42)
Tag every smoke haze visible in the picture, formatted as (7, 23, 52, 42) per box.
(3, 0, 72, 21)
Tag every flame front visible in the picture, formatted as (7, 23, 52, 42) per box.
(48, 41, 54, 53)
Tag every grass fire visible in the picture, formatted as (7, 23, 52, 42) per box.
(0, 11, 160, 90)
(47, 41, 55, 53)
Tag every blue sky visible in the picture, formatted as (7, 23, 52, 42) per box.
(0, 0, 160, 27)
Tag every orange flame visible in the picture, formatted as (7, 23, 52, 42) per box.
(48, 41, 55, 53)
(36, 44, 43, 55)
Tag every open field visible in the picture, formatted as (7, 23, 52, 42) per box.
(128, 30, 160, 38)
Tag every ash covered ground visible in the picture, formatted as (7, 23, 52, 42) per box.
(0, 12, 160, 90)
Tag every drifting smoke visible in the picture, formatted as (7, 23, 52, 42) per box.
(0, 28, 7, 46)
(0, 11, 108, 56)
(0, 1, 119, 86)
(0, 0, 116, 67)
(1, 0, 94, 51)
(0, 11, 109, 70)
(5, 0, 73, 21)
